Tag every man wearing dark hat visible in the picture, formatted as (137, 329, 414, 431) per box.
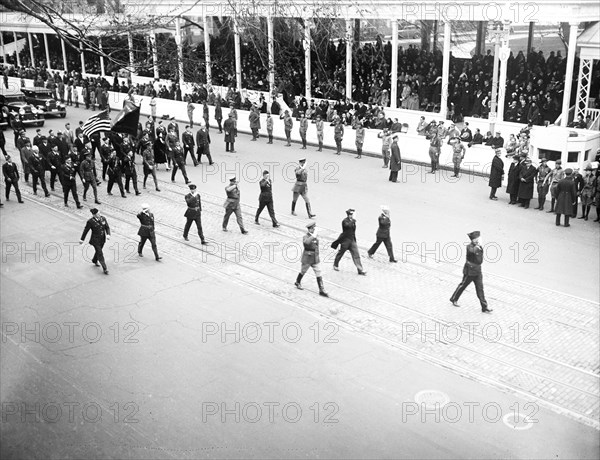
(506, 154, 521, 204)
(223, 177, 248, 234)
(2, 155, 24, 203)
(61, 157, 83, 208)
(292, 158, 316, 218)
(488, 149, 504, 200)
(80, 151, 100, 204)
(535, 158, 552, 210)
(80, 208, 111, 275)
(331, 209, 367, 275)
(19, 139, 33, 183)
(29, 146, 50, 197)
(223, 114, 236, 152)
(106, 150, 126, 198)
(255, 170, 279, 227)
(196, 122, 213, 165)
(32, 128, 44, 148)
(450, 231, 492, 313)
(170, 140, 191, 185)
(428, 131, 441, 174)
(295, 221, 329, 297)
(517, 157, 537, 208)
(389, 135, 401, 182)
(47, 145, 62, 191)
(183, 184, 207, 244)
(367, 205, 397, 262)
(554, 168, 577, 227)
(545, 159, 565, 213)
(123, 149, 141, 196)
(137, 203, 161, 260)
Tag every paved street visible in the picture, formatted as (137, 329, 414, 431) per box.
(1, 106, 599, 458)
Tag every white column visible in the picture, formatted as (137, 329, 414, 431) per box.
(390, 20, 398, 108)
(0, 32, 6, 64)
(79, 42, 85, 75)
(27, 33, 35, 67)
(127, 32, 135, 75)
(497, 35, 510, 122)
(345, 19, 352, 100)
(150, 30, 159, 79)
(560, 22, 579, 127)
(14, 32, 21, 67)
(98, 37, 105, 76)
(267, 16, 275, 96)
(440, 21, 451, 119)
(304, 17, 311, 99)
(175, 18, 185, 87)
(490, 34, 500, 120)
(203, 16, 212, 86)
(233, 18, 242, 91)
(43, 33, 50, 70)
(61, 38, 68, 71)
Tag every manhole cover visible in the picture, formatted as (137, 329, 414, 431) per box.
(414, 390, 450, 409)
(503, 412, 534, 430)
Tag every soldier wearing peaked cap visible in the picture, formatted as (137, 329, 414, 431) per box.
(80, 208, 111, 275)
(291, 158, 316, 218)
(294, 221, 328, 297)
(331, 209, 367, 275)
(183, 184, 207, 244)
(449, 231, 492, 313)
(137, 203, 161, 260)
(223, 177, 248, 234)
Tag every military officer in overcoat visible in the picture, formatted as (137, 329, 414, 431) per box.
(506, 154, 520, 204)
(255, 170, 280, 227)
(183, 184, 207, 244)
(449, 231, 492, 313)
(331, 209, 367, 275)
(488, 148, 504, 200)
(294, 221, 329, 297)
(80, 208, 111, 275)
(223, 114, 236, 152)
(196, 123, 213, 165)
(137, 203, 161, 260)
(2, 155, 24, 203)
(389, 135, 402, 182)
(223, 177, 248, 233)
(367, 205, 397, 262)
(291, 158, 316, 218)
(517, 157, 537, 208)
(554, 168, 577, 227)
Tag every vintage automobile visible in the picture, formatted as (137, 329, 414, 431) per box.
(0, 93, 45, 128)
(21, 87, 67, 118)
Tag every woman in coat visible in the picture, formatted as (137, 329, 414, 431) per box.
(506, 155, 520, 204)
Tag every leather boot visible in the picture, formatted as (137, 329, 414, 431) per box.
(291, 201, 297, 216)
(306, 203, 316, 218)
(295, 273, 304, 290)
(317, 277, 329, 297)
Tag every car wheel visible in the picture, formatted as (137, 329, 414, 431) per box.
(60, 112, 66, 118)
(38, 120, 45, 127)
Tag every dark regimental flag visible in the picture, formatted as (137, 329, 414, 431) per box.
(82, 110, 111, 138)
(111, 100, 140, 136)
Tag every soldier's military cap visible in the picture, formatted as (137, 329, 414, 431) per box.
(188, 183, 197, 190)
(90, 208, 99, 215)
(298, 158, 306, 163)
(467, 231, 480, 240)
(346, 208, 355, 215)
(306, 221, 316, 229)
(229, 176, 236, 182)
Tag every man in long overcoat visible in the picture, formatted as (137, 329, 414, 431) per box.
(488, 148, 504, 200)
(554, 168, 577, 227)
(389, 135, 402, 182)
(223, 114, 236, 152)
(331, 209, 367, 275)
(506, 155, 520, 204)
(517, 158, 537, 208)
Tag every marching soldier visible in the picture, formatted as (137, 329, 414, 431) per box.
(80, 151, 100, 204)
(255, 170, 280, 227)
(291, 158, 316, 218)
(331, 209, 367, 275)
(183, 184, 207, 244)
(171, 140, 191, 184)
(142, 135, 160, 192)
(2, 155, 24, 203)
(137, 203, 161, 260)
(99, 137, 112, 181)
(106, 150, 126, 198)
(182, 125, 197, 166)
(196, 123, 213, 165)
(449, 231, 492, 313)
(47, 145, 62, 191)
(80, 208, 110, 275)
(367, 205, 397, 262)
(29, 146, 51, 197)
(223, 177, 248, 234)
(294, 221, 329, 297)
(61, 157, 83, 208)
(123, 150, 141, 195)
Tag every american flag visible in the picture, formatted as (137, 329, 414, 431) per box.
(82, 110, 111, 138)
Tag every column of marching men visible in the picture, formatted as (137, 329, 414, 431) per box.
(2, 102, 599, 312)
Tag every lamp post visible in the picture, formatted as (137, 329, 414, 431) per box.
(487, 21, 510, 134)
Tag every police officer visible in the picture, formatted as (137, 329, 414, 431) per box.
(223, 177, 248, 234)
(367, 205, 397, 262)
(137, 203, 161, 260)
(80, 208, 111, 275)
(449, 231, 492, 313)
(255, 170, 279, 227)
(291, 158, 315, 218)
(183, 184, 207, 244)
(294, 221, 329, 297)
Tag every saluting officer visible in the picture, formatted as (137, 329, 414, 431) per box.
(294, 221, 329, 297)
(80, 208, 111, 275)
(291, 158, 316, 218)
(449, 231, 492, 313)
(137, 203, 161, 260)
(223, 177, 248, 234)
(183, 183, 207, 244)
(255, 170, 280, 227)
